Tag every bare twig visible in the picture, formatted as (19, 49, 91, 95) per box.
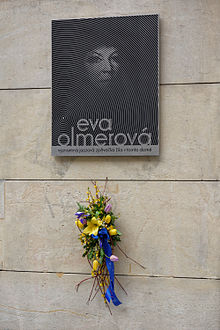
(115, 276, 128, 295)
(102, 177, 108, 195)
(105, 197, 111, 204)
(75, 277, 93, 292)
(90, 282, 100, 302)
(105, 300, 112, 316)
(87, 277, 97, 305)
(116, 244, 146, 270)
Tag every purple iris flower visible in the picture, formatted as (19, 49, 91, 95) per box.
(104, 204, 112, 213)
(75, 212, 84, 218)
(75, 212, 90, 226)
(80, 218, 87, 225)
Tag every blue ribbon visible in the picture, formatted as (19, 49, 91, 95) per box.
(98, 228, 121, 306)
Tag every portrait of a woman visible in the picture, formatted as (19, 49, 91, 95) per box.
(83, 45, 120, 92)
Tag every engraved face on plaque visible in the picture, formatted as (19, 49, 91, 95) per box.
(83, 46, 120, 91)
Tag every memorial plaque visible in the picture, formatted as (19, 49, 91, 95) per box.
(52, 14, 159, 156)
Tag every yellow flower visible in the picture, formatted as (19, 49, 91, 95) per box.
(105, 215, 111, 224)
(109, 229, 117, 236)
(75, 220, 84, 229)
(83, 218, 102, 236)
(93, 260, 99, 271)
(91, 217, 102, 225)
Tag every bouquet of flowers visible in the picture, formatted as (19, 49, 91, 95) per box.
(75, 180, 145, 314)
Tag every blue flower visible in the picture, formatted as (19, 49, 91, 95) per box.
(75, 212, 84, 218)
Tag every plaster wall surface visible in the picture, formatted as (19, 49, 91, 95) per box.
(0, 1, 219, 329)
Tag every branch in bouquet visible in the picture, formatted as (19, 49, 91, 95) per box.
(116, 244, 146, 270)
(75, 276, 93, 292)
(115, 276, 128, 296)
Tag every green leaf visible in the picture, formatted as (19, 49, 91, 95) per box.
(77, 202, 85, 212)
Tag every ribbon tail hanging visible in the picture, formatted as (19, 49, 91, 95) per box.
(99, 228, 122, 306)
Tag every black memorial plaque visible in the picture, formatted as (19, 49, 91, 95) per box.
(52, 14, 159, 156)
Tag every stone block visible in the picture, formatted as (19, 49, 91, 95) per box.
(0, 84, 219, 180)
(3, 181, 220, 277)
(0, 271, 219, 330)
(0, 1, 220, 88)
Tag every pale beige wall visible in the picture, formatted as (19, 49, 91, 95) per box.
(0, 1, 219, 329)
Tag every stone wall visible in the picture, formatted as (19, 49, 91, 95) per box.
(0, 1, 219, 329)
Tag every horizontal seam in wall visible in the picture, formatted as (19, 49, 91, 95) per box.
(3, 179, 219, 182)
(162, 81, 220, 86)
(0, 81, 220, 91)
(0, 269, 219, 280)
